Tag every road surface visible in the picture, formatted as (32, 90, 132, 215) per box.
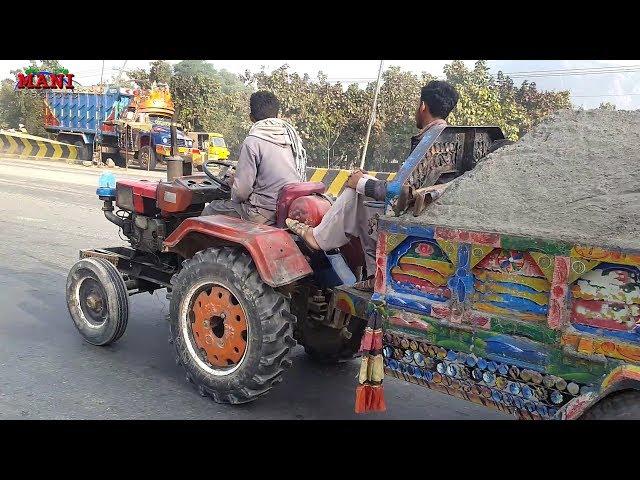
(0, 157, 509, 419)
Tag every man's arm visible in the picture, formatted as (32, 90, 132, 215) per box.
(347, 169, 388, 202)
(231, 142, 258, 203)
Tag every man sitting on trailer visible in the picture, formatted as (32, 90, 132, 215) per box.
(201, 91, 306, 225)
(286, 80, 460, 291)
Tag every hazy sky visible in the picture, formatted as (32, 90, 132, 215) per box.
(1, 59, 639, 110)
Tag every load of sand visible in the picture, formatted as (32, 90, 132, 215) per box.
(401, 109, 640, 251)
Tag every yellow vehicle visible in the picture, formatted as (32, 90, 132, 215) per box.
(188, 132, 231, 170)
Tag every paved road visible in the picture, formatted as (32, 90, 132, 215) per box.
(0, 157, 509, 419)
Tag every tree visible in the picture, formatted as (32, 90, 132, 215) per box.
(125, 68, 150, 89)
(173, 60, 215, 78)
(149, 60, 172, 85)
(170, 73, 221, 131)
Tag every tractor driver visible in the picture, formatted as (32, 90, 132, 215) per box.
(201, 91, 306, 225)
(285, 80, 460, 291)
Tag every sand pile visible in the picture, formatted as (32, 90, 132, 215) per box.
(403, 109, 640, 251)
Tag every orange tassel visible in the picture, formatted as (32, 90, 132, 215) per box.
(370, 386, 386, 411)
(355, 385, 368, 413)
(355, 385, 386, 413)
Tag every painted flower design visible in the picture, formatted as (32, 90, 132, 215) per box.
(415, 243, 434, 257)
(498, 251, 525, 271)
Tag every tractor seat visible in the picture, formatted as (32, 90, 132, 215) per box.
(275, 182, 328, 228)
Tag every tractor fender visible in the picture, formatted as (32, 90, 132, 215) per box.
(163, 215, 313, 288)
(560, 365, 640, 420)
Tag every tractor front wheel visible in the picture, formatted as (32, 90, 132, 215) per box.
(66, 257, 129, 346)
(168, 247, 296, 404)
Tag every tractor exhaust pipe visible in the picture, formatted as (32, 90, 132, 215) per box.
(166, 111, 192, 182)
(102, 199, 126, 229)
(166, 122, 183, 182)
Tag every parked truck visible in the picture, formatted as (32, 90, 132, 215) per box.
(44, 84, 197, 170)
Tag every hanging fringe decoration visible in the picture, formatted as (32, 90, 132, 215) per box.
(355, 304, 386, 413)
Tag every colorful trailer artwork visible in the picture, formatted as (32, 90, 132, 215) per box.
(365, 219, 640, 419)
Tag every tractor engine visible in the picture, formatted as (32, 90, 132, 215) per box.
(128, 215, 166, 252)
(109, 179, 168, 253)
(96, 173, 231, 254)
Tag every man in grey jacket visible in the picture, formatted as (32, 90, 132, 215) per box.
(202, 91, 305, 225)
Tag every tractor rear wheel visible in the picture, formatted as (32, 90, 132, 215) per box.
(66, 257, 129, 346)
(168, 247, 296, 404)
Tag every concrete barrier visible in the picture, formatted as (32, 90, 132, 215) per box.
(0, 130, 81, 162)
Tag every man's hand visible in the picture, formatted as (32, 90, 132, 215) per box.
(346, 169, 366, 189)
(224, 171, 235, 187)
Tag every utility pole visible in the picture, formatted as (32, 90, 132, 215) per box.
(359, 60, 384, 170)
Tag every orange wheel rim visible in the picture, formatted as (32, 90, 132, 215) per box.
(189, 285, 248, 368)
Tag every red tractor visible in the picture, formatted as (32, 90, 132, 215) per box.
(66, 126, 505, 405)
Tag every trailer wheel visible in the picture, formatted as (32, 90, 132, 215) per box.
(168, 247, 296, 404)
(66, 257, 129, 346)
(580, 390, 640, 420)
(139, 145, 157, 171)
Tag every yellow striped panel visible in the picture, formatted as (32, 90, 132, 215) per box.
(68, 146, 78, 160)
(36, 141, 47, 157)
(52, 143, 63, 158)
(19, 137, 33, 157)
(308, 168, 328, 183)
(6, 135, 19, 154)
(326, 169, 351, 197)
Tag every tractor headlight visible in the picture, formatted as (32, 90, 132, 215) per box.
(116, 185, 135, 211)
(161, 137, 168, 144)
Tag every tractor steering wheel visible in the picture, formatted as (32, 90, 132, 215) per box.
(202, 159, 236, 191)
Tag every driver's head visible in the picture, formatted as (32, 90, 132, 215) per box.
(249, 91, 280, 123)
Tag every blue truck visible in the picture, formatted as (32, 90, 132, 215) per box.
(44, 85, 195, 170)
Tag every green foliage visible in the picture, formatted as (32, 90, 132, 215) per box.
(173, 60, 215, 77)
(125, 68, 150, 89)
(149, 60, 172, 85)
(170, 73, 220, 131)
